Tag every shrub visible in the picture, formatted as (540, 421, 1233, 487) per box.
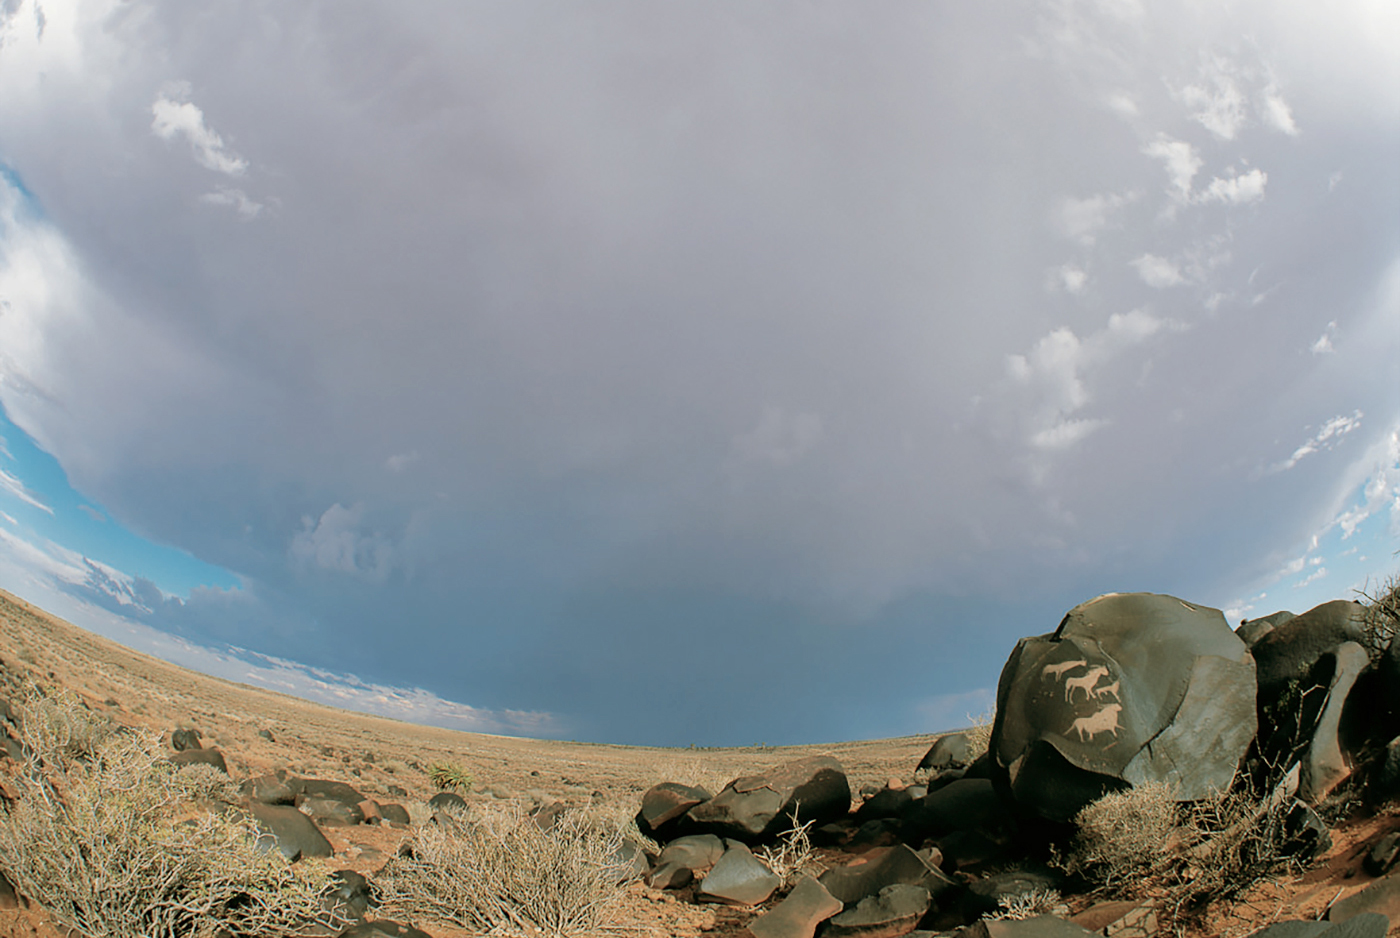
(1056, 780, 1181, 891)
(965, 706, 996, 763)
(0, 688, 346, 938)
(373, 801, 634, 935)
(427, 760, 474, 794)
(1358, 573, 1400, 658)
(756, 808, 818, 885)
(988, 887, 1066, 921)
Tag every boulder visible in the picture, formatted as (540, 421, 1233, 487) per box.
(1237, 611, 1297, 648)
(956, 916, 1100, 938)
(990, 593, 1257, 821)
(247, 802, 333, 861)
(1300, 642, 1370, 802)
(427, 791, 466, 813)
(1250, 917, 1389, 938)
(686, 756, 851, 843)
(818, 844, 955, 905)
(963, 866, 1063, 921)
(637, 782, 712, 839)
(324, 869, 373, 920)
(603, 840, 652, 885)
(0, 869, 19, 910)
(170, 727, 203, 751)
(854, 784, 917, 823)
(1328, 866, 1400, 926)
(380, 803, 412, 826)
(1253, 601, 1365, 700)
(901, 778, 1009, 840)
(298, 778, 369, 808)
(170, 748, 228, 773)
(648, 833, 725, 889)
(302, 796, 366, 826)
(337, 922, 435, 938)
(824, 883, 931, 938)
(243, 772, 303, 805)
(697, 840, 781, 906)
(746, 875, 843, 938)
(918, 734, 972, 773)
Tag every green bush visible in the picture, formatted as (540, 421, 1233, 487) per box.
(427, 759, 474, 794)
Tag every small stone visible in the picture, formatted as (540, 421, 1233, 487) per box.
(697, 841, 780, 906)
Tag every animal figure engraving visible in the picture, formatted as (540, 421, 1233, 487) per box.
(1067, 703, 1122, 743)
(1041, 659, 1088, 681)
(1090, 679, 1120, 702)
(1063, 666, 1110, 702)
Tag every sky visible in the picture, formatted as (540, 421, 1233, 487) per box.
(1, 0, 1398, 747)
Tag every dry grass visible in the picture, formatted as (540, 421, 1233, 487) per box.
(1057, 780, 1182, 891)
(0, 687, 348, 938)
(373, 801, 637, 936)
(965, 707, 996, 763)
(756, 809, 819, 885)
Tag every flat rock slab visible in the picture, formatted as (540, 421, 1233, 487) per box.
(638, 781, 711, 836)
(698, 840, 781, 906)
(746, 876, 843, 938)
(957, 915, 1100, 938)
(1252, 914, 1389, 937)
(825, 883, 931, 938)
(1329, 870, 1400, 927)
(687, 755, 851, 843)
(819, 844, 954, 905)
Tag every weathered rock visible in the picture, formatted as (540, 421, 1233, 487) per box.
(649, 833, 726, 889)
(171, 748, 228, 773)
(855, 784, 918, 822)
(379, 803, 412, 826)
(991, 593, 1257, 821)
(0, 869, 20, 909)
(746, 876, 844, 938)
(1328, 868, 1400, 926)
(825, 883, 931, 938)
(170, 727, 203, 751)
(818, 844, 955, 905)
(901, 778, 1009, 840)
(1366, 832, 1400, 877)
(299, 778, 370, 808)
(1255, 914, 1389, 937)
(427, 791, 466, 812)
(956, 916, 1100, 938)
(337, 921, 435, 938)
(603, 840, 652, 885)
(686, 756, 851, 843)
(1237, 611, 1297, 648)
(918, 734, 972, 773)
(0, 733, 23, 762)
(963, 866, 1063, 921)
(1253, 601, 1365, 699)
(247, 802, 334, 861)
(243, 772, 303, 805)
(1300, 642, 1370, 803)
(300, 796, 365, 826)
(324, 869, 373, 920)
(697, 840, 781, 906)
(258, 728, 276, 742)
(637, 782, 711, 839)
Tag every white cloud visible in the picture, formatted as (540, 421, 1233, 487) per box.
(290, 503, 395, 582)
(0, 510, 16, 526)
(1200, 168, 1268, 205)
(0, 465, 52, 513)
(1048, 264, 1088, 294)
(1270, 410, 1365, 474)
(1131, 253, 1184, 288)
(1293, 566, 1327, 589)
(199, 187, 266, 219)
(1261, 89, 1299, 136)
(386, 450, 421, 473)
(1031, 417, 1109, 450)
(151, 90, 248, 176)
(1143, 136, 1202, 200)
(1057, 192, 1130, 246)
(1311, 322, 1338, 355)
(1178, 58, 1248, 140)
(728, 405, 824, 470)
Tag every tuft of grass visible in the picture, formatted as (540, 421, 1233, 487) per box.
(988, 887, 1066, 921)
(373, 801, 634, 936)
(0, 687, 347, 938)
(1056, 780, 1181, 892)
(427, 760, 474, 794)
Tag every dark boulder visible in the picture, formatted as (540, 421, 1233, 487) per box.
(901, 778, 1010, 841)
(298, 778, 369, 808)
(1237, 610, 1297, 648)
(246, 802, 333, 861)
(170, 748, 228, 773)
(990, 593, 1257, 821)
(818, 844, 955, 906)
(685, 755, 851, 843)
(427, 791, 466, 813)
(301, 796, 365, 826)
(379, 803, 412, 826)
(636, 781, 710, 840)
(170, 728, 203, 751)
(746, 875, 843, 938)
(824, 883, 931, 938)
(648, 833, 725, 889)
(696, 840, 780, 905)
(324, 869, 374, 920)
(242, 772, 303, 805)
(1252, 601, 1365, 701)
(918, 733, 971, 773)
(1300, 642, 1370, 802)
(337, 921, 435, 938)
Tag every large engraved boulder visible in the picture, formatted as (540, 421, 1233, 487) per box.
(990, 593, 1257, 821)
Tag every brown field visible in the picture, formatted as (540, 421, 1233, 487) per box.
(0, 587, 942, 938)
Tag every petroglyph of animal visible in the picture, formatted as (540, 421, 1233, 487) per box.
(1063, 666, 1110, 701)
(1090, 679, 1120, 702)
(1067, 703, 1122, 743)
(1041, 659, 1088, 681)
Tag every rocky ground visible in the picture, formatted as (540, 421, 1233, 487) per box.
(5, 586, 1400, 938)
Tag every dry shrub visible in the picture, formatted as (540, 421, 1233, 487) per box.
(988, 887, 1066, 921)
(374, 801, 635, 936)
(1358, 572, 1400, 658)
(756, 809, 818, 884)
(965, 707, 996, 763)
(0, 688, 345, 938)
(1058, 780, 1181, 891)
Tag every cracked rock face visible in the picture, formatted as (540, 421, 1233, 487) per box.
(990, 592, 1258, 821)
